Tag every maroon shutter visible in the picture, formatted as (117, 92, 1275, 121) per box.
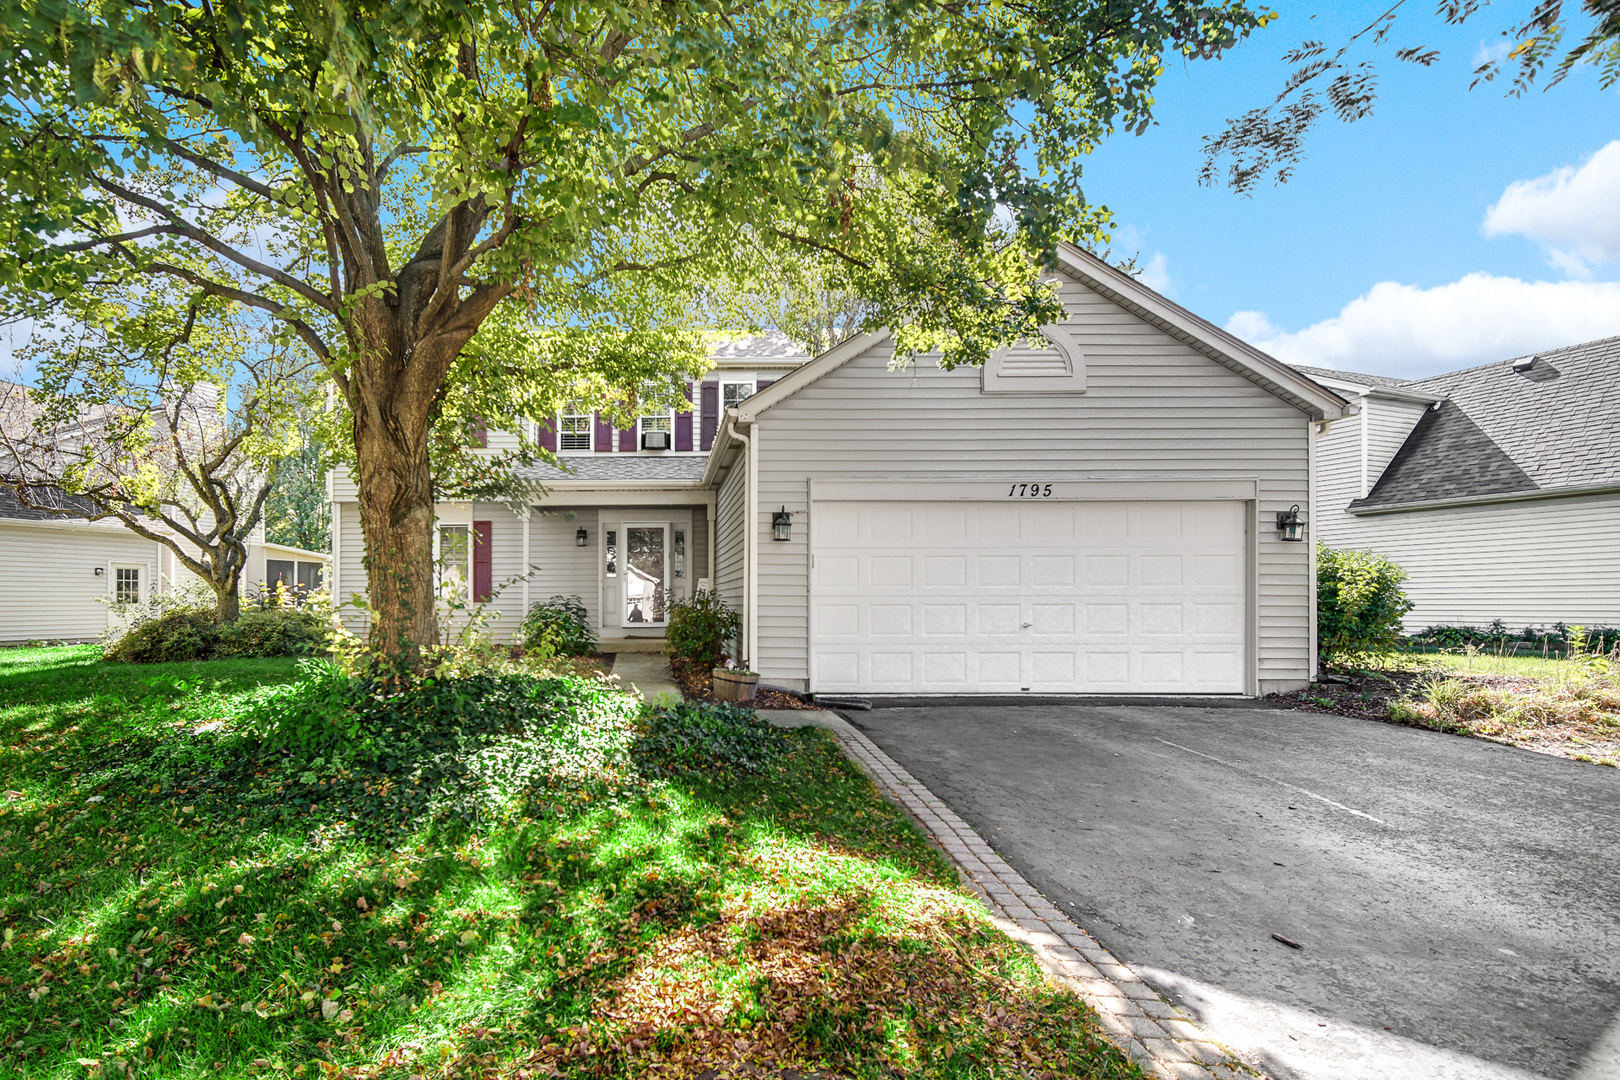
(472, 521, 492, 602)
(594, 412, 613, 452)
(618, 424, 636, 452)
(756, 379, 775, 393)
(700, 382, 719, 450)
(536, 416, 556, 453)
(470, 417, 488, 448)
(676, 382, 694, 451)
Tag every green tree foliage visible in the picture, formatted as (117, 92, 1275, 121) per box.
(1317, 544, 1415, 663)
(0, 274, 320, 622)
(1203, 3, 1620, 193)
(0, 0, 1276, 667)
(265, 421, 331, 553)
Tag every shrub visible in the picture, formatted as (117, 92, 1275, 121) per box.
(665, 589, 741, 676)
(518, 595, 594, 657)
(1317, 544, 1414, 662)
(103, 598, 329, 663)
(103, 609, 220, 663)
(633, 700, 793, 777)
(213, 606, 328, 658)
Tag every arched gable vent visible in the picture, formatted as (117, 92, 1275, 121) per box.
(980, 327, 1086, 394)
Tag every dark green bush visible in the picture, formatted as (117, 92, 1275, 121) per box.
(103, 609, 219, 663)
(104, 605, 326, 663)
(214, 606, 327, 657)
(664, 589, 741, 676)
(518, 595, 594, 657)
(1317, 544, 1414, 661)
(633, 700, 793, 777)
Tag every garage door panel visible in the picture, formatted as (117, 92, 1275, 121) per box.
(811, 500, 1247, 695)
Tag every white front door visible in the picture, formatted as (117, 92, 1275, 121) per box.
(810, 500, 1247, 694)
(620, 523, 670, 627)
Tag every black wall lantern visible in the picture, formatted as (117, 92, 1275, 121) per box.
(771, 506, 792, 542)
(575, 527, 588, 547)
(1275, 504, 1306, 542)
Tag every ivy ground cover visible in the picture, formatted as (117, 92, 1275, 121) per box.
(0, 646, 1140, 1079)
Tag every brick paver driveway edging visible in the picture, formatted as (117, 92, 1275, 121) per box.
(826, 716, 1259, 1080)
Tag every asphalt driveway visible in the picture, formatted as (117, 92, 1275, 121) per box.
(846, 703, 1620, 1080)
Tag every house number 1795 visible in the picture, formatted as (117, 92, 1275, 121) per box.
(1008, 483, 1053, 498)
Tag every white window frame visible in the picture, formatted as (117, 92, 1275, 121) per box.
(720, 378, 757, 411)
(637, 410, 675, 451)
(110, 562, 146, 605)
(436, 523, 473, 603)
(555, 411, 594, 454)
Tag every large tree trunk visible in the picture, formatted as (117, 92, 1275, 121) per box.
(211, 579, 241, 623)
(353, 379, 440, 669)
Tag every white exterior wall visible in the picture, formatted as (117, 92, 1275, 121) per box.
(750, 273, 1317, 693)
(1365, 397, 1429, 483)
(0, 520, 165, 643)
(713, 454, 748, 625)
(1322, 494, 1620, 631)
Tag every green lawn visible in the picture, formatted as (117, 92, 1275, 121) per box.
(0, 646, 1138, 1079)
(1389, 650, 1585, 680)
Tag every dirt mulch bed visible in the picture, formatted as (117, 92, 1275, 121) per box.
(1269, 663, 1620, 767)
(670, 662, 818, 710)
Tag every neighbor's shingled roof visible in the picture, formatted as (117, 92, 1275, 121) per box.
(1291, 365, 1417, 392)
(1346, 335, 1620, 509)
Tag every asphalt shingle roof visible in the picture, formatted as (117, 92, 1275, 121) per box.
(0, 483, 100, 521)
(1348, 335, 1620, 509)
(709, 331, 810, 360)
(1291, 365, 1416, 391)
(515, 455, 710, 483)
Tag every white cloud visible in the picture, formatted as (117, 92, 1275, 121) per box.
(1484, 141, 1620, 276)
(1136, 252, 1173, 296)
(1226, 273, 1620, 378)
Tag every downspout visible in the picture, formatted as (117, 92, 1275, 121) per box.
(1308, 416, 1319, 682)
(730, 421, 758, 667)
(706, 495, 716, 586)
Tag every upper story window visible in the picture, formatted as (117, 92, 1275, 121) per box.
(557, 412, 592, 452)
(721, 379, 756, 410)
(638, 410, 674, 451)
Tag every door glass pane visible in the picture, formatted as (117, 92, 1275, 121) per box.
(624, 527, 665, 624)
(114, 567, 140, 604)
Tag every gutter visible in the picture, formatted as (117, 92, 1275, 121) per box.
(1349, 481, 1620, 516)
(729, 419, 759, 667)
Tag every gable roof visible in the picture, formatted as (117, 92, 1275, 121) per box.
(1291, 365, 1416, 392)
(1352, 335, 1620, 511)
(709, 331, 810, 361)
(730, 243, 1351, 428)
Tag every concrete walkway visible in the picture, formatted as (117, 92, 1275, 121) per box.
(605, 651, 683, 703)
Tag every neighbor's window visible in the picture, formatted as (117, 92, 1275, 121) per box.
(114, 566, 140, 604)
(721, 380, 756, 410)
(558, 412, 592, 452)
(439, 524, 471, 601)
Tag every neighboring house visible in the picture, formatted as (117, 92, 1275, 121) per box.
(330, 244, 1351, 695)
(0, 483, 329, 644)
(1298, 335, 1620, 632)
(0, 380, 331, 644)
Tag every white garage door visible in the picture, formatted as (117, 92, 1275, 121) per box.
(810, 500, 1247, 695)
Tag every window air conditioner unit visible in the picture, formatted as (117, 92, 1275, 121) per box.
(641, 430, 671, 451)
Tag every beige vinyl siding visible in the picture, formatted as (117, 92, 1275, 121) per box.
(478, 504, 528, 641)
(752, 273, 1315, 692)
(714, 454, 748, 629)
(1365, 397, 1429, 482)
(1327, 494, 1620, 631)
(1315, 411, 1365, 527)
(334, 501, 370, 637)
(0, 521, 162, 643)
(526, 508, 603, 640)
(691, 511, 710, 590)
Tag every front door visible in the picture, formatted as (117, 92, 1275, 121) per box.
(621, 524, 669, 627)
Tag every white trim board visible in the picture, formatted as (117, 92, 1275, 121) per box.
(807, 477, 1260, 502)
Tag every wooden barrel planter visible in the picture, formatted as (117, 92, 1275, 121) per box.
(711, 668, 760, 703)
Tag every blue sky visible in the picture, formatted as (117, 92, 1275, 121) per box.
(1077, 5, 1620, 379)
